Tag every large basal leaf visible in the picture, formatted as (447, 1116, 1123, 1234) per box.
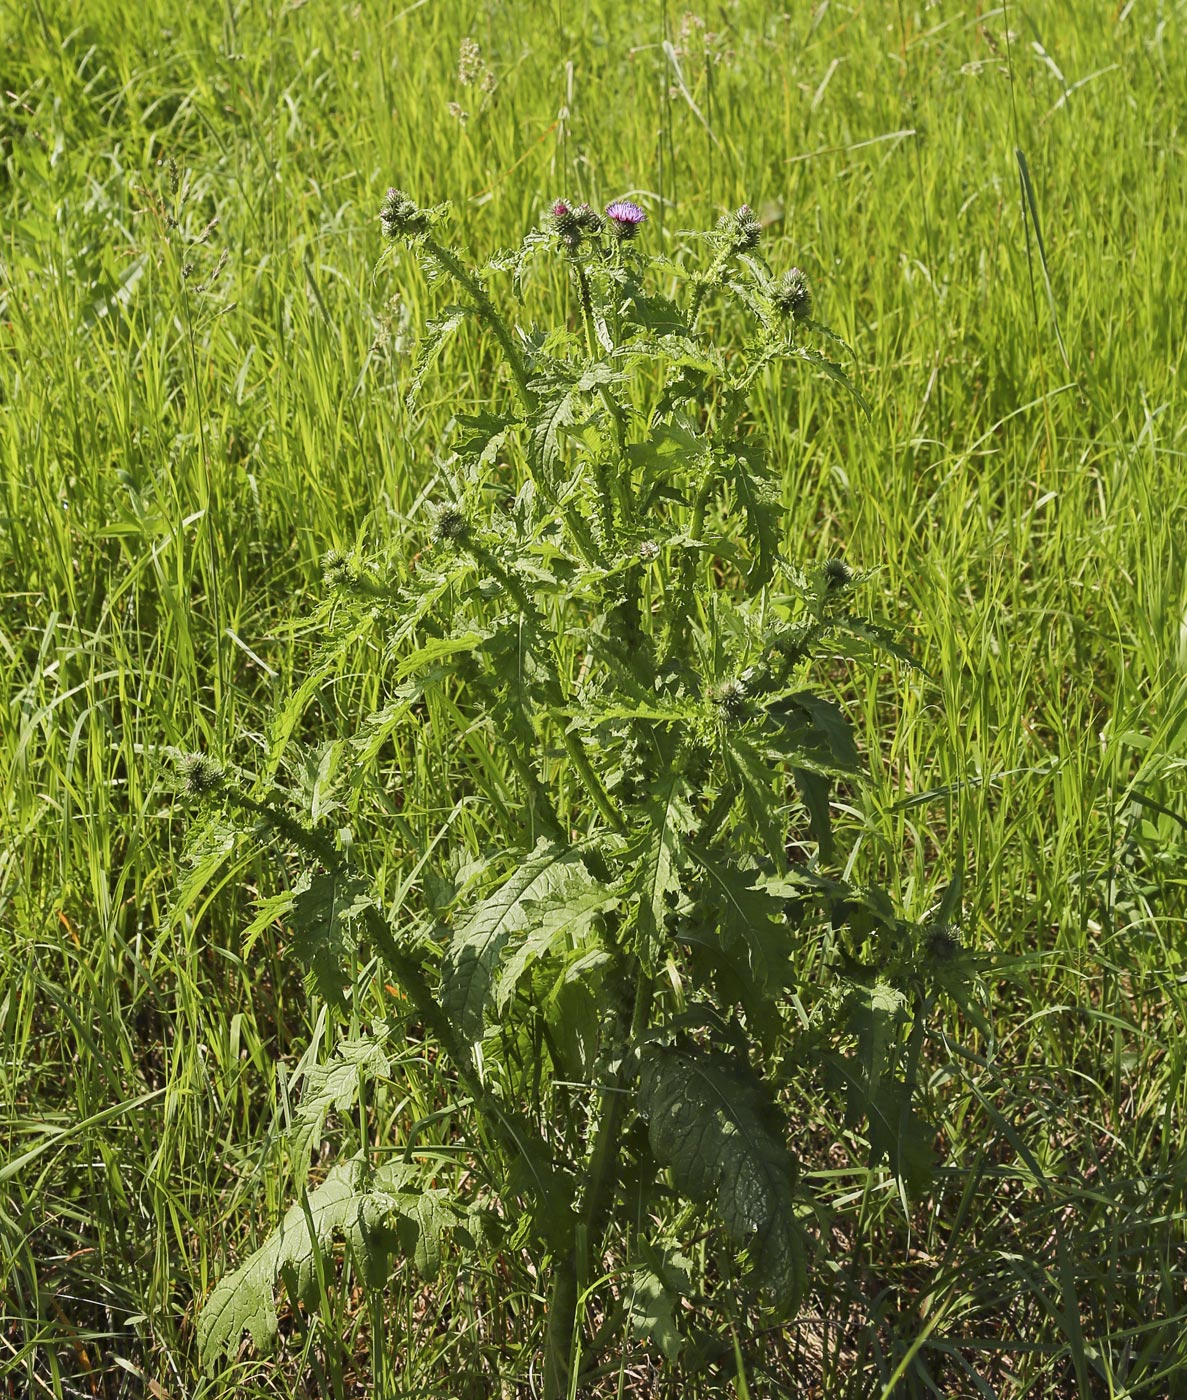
(638, 1047, 806, 1313)
(198, 1157, 451, 1366)
(442, 842, 598, 1041)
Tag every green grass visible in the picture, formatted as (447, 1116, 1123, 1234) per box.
(2, 0, 1185, 1394)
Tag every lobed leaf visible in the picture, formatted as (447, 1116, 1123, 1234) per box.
(442, 842, 599, 1041)
(639, 1047, 806, 1314)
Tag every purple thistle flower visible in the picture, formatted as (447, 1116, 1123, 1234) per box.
(604, 199, 647, 240)
(550, 198, 582, 249)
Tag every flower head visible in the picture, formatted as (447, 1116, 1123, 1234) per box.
(380, 188, 430, 240)
(719, 203, 761, 252)
(574, 203, 603, 234)
(822, 557, 852, 591)
(710, 677, 749, 724)
(433, 504, 469, 546)
(605, 199, 647, 240)
(551, 199, 582, 250)
(772, 267, 812, 323)
(177, 751, 225, 796)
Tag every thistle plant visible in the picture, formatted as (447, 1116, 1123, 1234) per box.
(184, 188, 967, 1393)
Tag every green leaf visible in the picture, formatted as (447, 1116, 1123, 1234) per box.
(453, 411, 517, 468)
(632, 768, 696, 969)
(639, 1047, 806, 1314)
(721, 731, 787, 867)
(198, 1156, 446, 1365)
(730, 438, 781, 587)
(763, 690, 860, 776)
(494, 882, 621, 1012)
(268, 870, 371, 1010)
(792, 766, 834, 862)
(289, 1033, 392, 1190)
(848, 980, 906, 1108)
(407, 305, 475, 407)
(626, 1246, 691, 1361)
(684, 846, 793, 1003)
(528, 362, 622, 490)
(442, 842, 594, 1041)
(788, 345, 871, 418)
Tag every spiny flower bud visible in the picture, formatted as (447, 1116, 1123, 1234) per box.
(926, 924, 961, 963)
(177, 751, 224, 796)
(719, 204, 761, 252)
(605, 199, 647, 241)
(551, 199, 582, 250)
(434, 504, 469, 546)
(822, 557, 853, 591)
(773, 267, 812, 322)
(710, 676, 749, 723)
(574, 203, 603, 234)
(380, 188, 430, 240)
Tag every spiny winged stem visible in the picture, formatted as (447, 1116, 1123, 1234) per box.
(543, 942, 656, 1396)
(221, 790, 569, 1222)
(425, 238, 536, 408)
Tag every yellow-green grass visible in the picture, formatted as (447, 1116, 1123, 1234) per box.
(2, 0, 1184, 1394)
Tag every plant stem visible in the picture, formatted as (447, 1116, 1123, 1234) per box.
(424, 237, 537, 409)
(562, 726, 626, 834)
(542, 967, 655, 1398)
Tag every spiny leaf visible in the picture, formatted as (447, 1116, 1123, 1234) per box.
(453, 411, 517, 468)
(639, 1047, 806, 1314)
(406, 305, 475, 407)
(792, 765, 834, 862)
(494, 881, 621, 1012)
(788, 345, 871, 418)
(763, 690, 860, 776)
(729, 438, 781, 587)
(633, 768, 696, 969)
(263, 870, 371, 1010)
(289, 1033, 392, 1190)
(198, 1156, 441, 1365)
(528, 362, 622, 489)
(684, 845, 793, 1004)
(442, 842, 595, 1041)
(721, 731, 787, 867)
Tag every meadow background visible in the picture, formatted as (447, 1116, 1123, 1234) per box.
(2, 0, 1186, 1395)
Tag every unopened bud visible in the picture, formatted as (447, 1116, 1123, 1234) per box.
(434, 505, 469, 546)
(773, 267, 812, 322)
(380, 188, 430, 240)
